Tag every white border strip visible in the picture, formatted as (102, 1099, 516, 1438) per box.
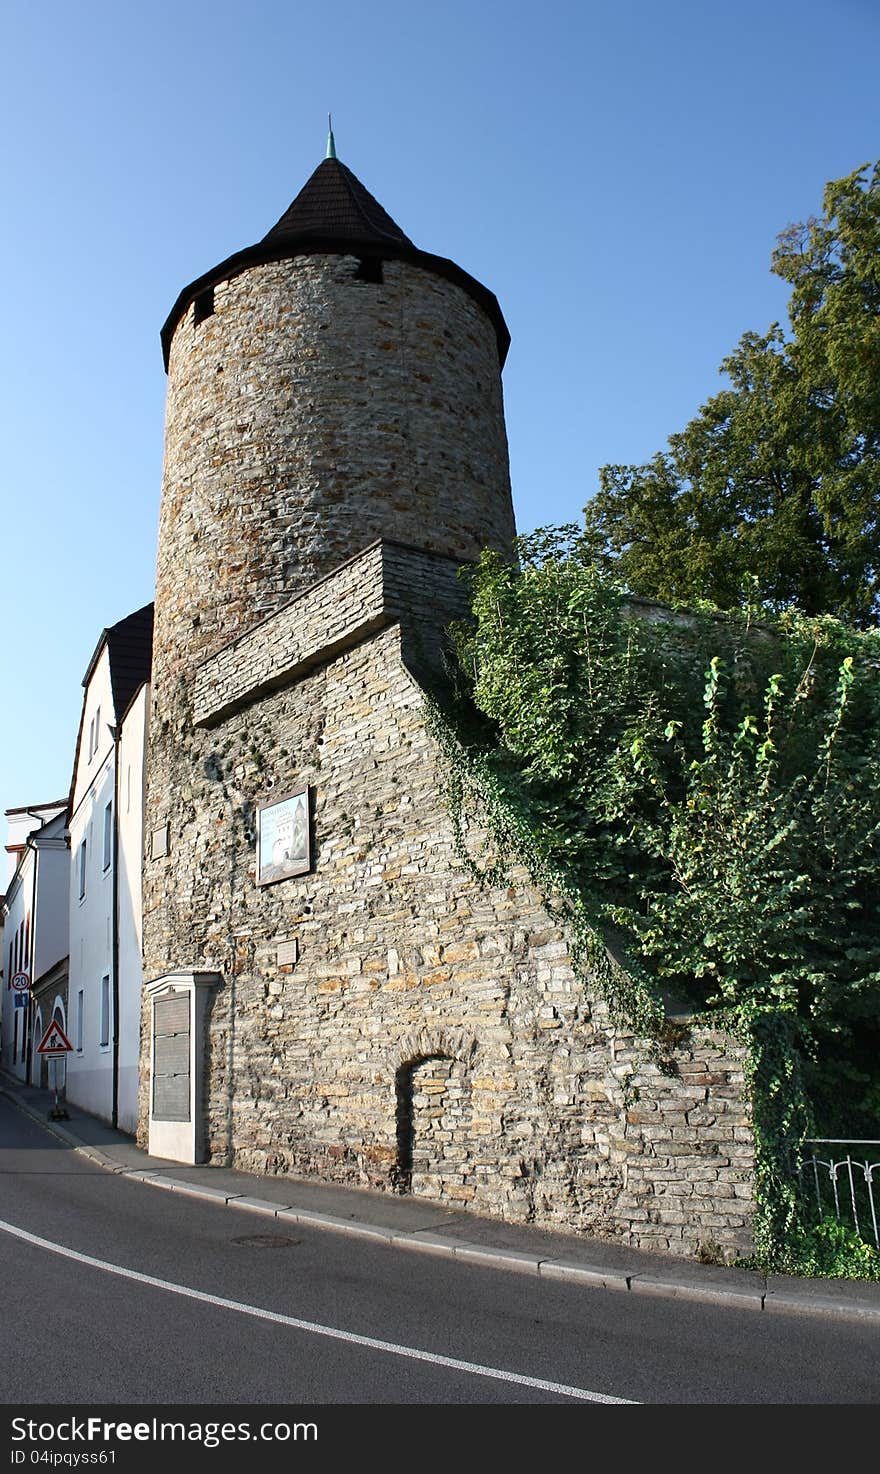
(0, 1215, 634, 1404)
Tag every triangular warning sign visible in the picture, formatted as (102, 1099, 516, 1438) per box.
(37, 1019, 73, 1054)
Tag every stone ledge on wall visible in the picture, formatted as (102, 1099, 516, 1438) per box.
(193, 539, 472, 727)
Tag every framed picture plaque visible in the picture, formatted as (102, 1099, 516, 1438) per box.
(256, 786, 311, 886)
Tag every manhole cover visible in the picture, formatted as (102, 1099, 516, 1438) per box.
(232, 1233, 300, 1248)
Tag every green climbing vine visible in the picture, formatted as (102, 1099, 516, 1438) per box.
(424, 697, 671, 1048)
(428, 528, 880, 1276)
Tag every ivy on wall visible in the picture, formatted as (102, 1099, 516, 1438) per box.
(427, 529, 880, 1275)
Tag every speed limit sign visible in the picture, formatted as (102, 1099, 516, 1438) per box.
(11, 972, 30, 992)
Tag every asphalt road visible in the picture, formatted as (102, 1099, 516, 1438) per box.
(0, 1096, 877, 1407)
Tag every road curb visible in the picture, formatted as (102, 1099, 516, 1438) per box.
(4, 1084, 880, 1323)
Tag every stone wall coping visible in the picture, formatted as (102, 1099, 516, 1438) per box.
(193, 538, 472, 728)
(200, 535, 471, 667)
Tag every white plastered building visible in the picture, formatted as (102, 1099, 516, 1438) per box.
(65, 604, 152, 1132)
(1, 802, 69, 1081)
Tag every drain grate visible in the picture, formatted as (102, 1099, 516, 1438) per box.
(232, 1233, 300, 1248)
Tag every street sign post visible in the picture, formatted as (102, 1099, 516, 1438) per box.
(37, 1020, 73, 1120)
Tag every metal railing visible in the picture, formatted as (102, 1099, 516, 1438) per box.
(797, 1140, 880, 1248)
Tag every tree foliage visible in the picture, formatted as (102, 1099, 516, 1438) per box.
(451, 534, 880, 1134)
(580, 162, 880, 626)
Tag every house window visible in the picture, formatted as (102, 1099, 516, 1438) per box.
(103, 801, 112, 871)
(78, 839, 87, 900)
(100, 975, 111, 1048)
(88, 707, 101, 760)
(76, 990, 84, 1052)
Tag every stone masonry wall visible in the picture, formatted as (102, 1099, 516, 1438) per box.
(193, 540, 472, 726)
(146, 251, 516, 1086)
(154, 253, 514, 699)
(140, 563, 756, 1260)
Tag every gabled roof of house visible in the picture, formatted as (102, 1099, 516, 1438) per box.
(81, 602, 154, 721)
(31, 810, 68, 842)
(69, 603, 154, 817)
(105, 602, 155, 724)
(4, 800, 68, 817)
(3, 806, 69, 904)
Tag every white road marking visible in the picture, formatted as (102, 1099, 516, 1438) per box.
(0, 1214, 634, 1403)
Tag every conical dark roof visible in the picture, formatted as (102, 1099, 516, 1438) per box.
(161, 153, 509, 368)
(263, 158, 414, 250)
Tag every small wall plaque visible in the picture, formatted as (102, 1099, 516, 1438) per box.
(151, 823, 170, 860)
(276, 938, 299, 966)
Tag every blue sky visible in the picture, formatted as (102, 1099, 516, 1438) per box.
(1, 0, 878, 827)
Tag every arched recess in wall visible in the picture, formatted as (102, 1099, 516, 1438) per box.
(394, 1052, 472, 1201)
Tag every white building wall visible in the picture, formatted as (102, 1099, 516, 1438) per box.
(116, 684, 148, 1133)
(1, 811, 69, 1081)
(66, 650, 116, 1121)
(4, 802, 66, 885)
(32, 839, 70, 984)
(1, 855, 32, 1080)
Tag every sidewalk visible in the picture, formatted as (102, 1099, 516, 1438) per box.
(3, 1071, 879, 1324)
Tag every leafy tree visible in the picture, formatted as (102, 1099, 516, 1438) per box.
(451, 534, 880, 1134)
(580, 162, 880, 626)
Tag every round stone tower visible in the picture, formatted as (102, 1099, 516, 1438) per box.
(153, 138, 516, 693)
(139, 137, 519, 1155)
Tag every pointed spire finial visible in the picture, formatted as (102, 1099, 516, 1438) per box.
(326, 113, 337, 160)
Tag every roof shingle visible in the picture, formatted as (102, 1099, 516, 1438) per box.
(105, 603, 154, 722)
(263, 158, 414, 249)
